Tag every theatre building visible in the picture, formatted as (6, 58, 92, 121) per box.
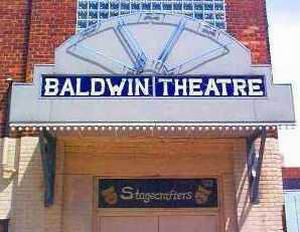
(0, 1, 296, 232)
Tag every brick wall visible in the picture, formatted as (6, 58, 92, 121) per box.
(0, 139, 11, 219)
(10, 137, 63, 232)
(6, 136, 285, 232)
(25, 0, 77, 81)
(226, 0, 271, 64)
(0, 138, 20, 221)
(7, 136, 239, 232)
(0, 1, 30, 135)
(282, 167, 300, 179)
(233, 138, 284, 231)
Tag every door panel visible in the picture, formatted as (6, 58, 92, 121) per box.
(98, 215, 217, 232)
(159, 216, 217, 232)
(99, 216, 158, 232)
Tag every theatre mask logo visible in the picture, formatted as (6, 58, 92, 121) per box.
(195, 185, 212, 205)
(98, 179, 218, 208)
(101, 186, 118, 205)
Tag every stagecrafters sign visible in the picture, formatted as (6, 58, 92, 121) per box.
(98, 179, 218, 208)
(41, 75, 266, 98)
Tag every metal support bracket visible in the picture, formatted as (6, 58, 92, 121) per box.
(39, 130, 56, 207)
(247, 128, 267, 204)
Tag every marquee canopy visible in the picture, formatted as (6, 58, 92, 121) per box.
(8, 13, 295, 129)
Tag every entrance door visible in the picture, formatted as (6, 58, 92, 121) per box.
(159, 216, 217, 232)
(99, 217, 158, 232)
(98, 216, 217, 232)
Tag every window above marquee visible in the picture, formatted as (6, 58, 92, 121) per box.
(76, 0, 226, 32)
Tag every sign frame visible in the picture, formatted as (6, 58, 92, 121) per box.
(40, 74, 267, 99)
(97, 178, 219, 209)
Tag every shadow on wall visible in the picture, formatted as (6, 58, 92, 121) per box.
(235, 159, 253, 230)
(233, 139, 285, 231)
(8, 138, 59, 231)
(0, 139, 20, 220)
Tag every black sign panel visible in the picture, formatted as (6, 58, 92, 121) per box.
(98, 179, 218, 208)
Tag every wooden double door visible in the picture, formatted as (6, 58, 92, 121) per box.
(98, 215, 217, 232)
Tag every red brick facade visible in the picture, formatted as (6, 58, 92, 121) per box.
(0, 0, 271, 137)
(25, 0, 77, 81)
(226, 0, 271, 64)
(282, 167, 300, 179)
(0, 1, 30, 134)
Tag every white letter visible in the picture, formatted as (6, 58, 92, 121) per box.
(204, 78, 220, 96)
(174, 78, 187, 96)
(120, 187, 134, 200)
(60, 78, 75, 96)
(76, 78, 89, 96)
(189, 78, 203, 96)
(127, 78, 134, 96)
(135, 78, 150, 96)
(158, 78, 172, 96)
(233, 79, 247, 96)
(106, 78, 127, 96)
(91, 78, 105, 96)
(248, 79, 264, 96)
(216, 79, 232, 96)
(44, 78, 59, 96)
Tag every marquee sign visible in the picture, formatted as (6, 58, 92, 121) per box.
(8, 13, 295, 126)
(98, 179, 218, 208)
(41, 75, 265, 98)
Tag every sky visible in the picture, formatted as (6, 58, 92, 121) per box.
(266, 0, 300, 166)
